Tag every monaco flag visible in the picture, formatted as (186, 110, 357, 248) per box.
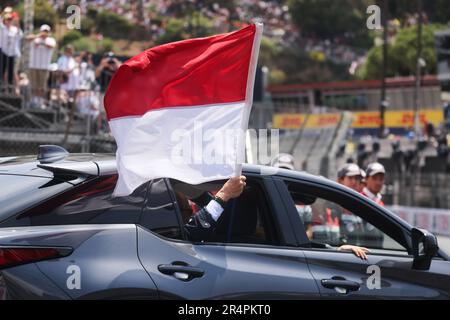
(104, 23, 263, 196)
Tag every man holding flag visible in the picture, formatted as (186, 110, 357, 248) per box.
(181, 176, 246, 241)
(104, 23, 262, 239)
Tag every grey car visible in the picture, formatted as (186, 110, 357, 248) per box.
(0, 145, 449, 299)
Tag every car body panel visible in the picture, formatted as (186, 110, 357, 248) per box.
(302, 249, 450, 299)
(0, 153, 449, 299)
(0, 224, 158, 299)
(0, 263, 71, 299)
(270, 175, 450, 298)
(137, 226, 320, 299)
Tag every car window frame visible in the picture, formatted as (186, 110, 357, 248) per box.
(274, 176, 412, 255)
(6, 174, 149, 227)
(158, 174, 298, 250)
(0, 174, 76, 226)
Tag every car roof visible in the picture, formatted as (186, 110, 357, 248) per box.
(0, 153, 341, 191)
(0, 153, 115, 178)
(0, 153, 387, 203)
(0, 153, 325, 180)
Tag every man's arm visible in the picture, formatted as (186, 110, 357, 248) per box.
(45, 37, 56, 49)
(25, 33, 37, 41)
(183, 176, 246, 242)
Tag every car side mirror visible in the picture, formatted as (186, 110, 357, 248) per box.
(411, 228, 439, 270)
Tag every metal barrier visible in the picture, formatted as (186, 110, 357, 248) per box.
(0, 65, 113, 156)
(388, 205, 450, 236)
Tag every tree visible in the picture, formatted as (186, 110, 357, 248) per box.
(259, 36, 286, 84)
(96, 11, 133, 39)
(272, 45, 351, 84)
(60, 30, 82, 47)
(14, 0, 57, 30)
(155, 19, 188, 45)
(434, 0, 450, 24)
(34, 0, 57, 29)
(288, 0, 372, 48)
(357, 23, 446, 79)
(187, 12, 214, 38)
(387, 0, 450, 25)
(80, 16, 95, 36)
(72, 37, 95, 53)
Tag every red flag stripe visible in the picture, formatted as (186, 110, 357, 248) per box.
(104, 24, 256, 121)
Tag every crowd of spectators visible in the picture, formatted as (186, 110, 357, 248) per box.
(0, 5, 127, 134)
(47, 0, 295, 43)
(0, 1, 297, 136)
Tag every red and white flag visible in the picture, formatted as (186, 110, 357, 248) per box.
(104, 23, 263, 196)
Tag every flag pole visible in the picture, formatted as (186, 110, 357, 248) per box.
(234, 22, 263, 177)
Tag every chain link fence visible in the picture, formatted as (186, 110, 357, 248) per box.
(0, 66, 116, 156)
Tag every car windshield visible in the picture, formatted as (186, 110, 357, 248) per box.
(0, 174, 72, 223)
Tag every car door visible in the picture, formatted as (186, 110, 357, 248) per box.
(136, 177, 320, 299)
(274, 177, 450, 299)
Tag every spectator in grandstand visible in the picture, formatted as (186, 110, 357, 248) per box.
(360, 162, 386, 247)
(10, 8, 21, 92)
(337, 163, 363, 191)
(362, 162, 385, 207)
(325, 163, 365, 247)
(26, 24, 56, 108)
(0, 11, 23, 93)
(357, 168, 366, 193)
(96, 51, 121, 126)
(270, 153, 295, 170)
(96, 51, 121, 93)
(444, 101, 450, 129)
(271, 156, 369, 259)
(425, 121, 435, 140)
(18, 72, 30, 102)
(75, 84, 101, 134)
(57, 45, 79, 100)
(78, 51, 96, 90)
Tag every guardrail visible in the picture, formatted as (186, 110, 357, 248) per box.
(387, 205, 450, 236)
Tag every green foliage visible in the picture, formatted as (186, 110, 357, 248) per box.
(34, 0, 58, 29)
(259, 36, 286, 84)
(98, 37, 115, 54)
(86, 6, 98, 20)
(387, 0, 450, 25)
(434, 0, 450, 24)
(80, 16, 95, 36)
(96, 11, 133, 39)
(71, 37, 96, 53)
(259, 36, 280, 68)
(288, 0, 372, 48)
(269, 46, 351, 84)
(358, 24, 446, 79)
(61, 30, 82, 47)
(269, 68, 287, 84)
(70, 36, 114, 54)
(14, 0, 57, 30)
(188, 12, 214, 38)
(155, 19, 188, 45)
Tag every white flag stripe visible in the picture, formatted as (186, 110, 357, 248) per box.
(109, 101, 246, 196)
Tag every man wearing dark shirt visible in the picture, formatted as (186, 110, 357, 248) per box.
(178, 176, 246, 242)
(96, 52, 121, 93)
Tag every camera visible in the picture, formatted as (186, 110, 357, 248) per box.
(105, 51, 115, 64)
